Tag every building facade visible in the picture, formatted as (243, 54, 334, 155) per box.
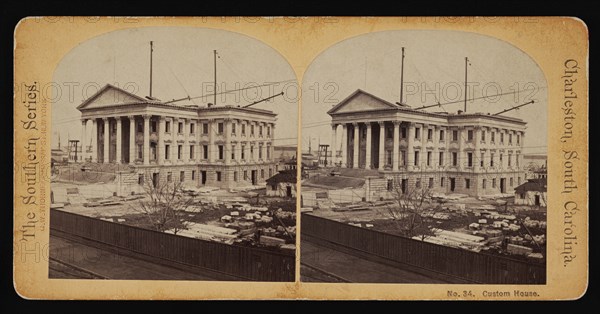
(327, 89, 527, 196)
(78, 84, 277, 190)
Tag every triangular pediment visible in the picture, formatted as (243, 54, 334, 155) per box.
(327, 89, 398, 115)
(77, 84, 147, 110)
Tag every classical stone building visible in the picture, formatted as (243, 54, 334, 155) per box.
(77, 84, 277, 189)
(327, 89, 527, 196)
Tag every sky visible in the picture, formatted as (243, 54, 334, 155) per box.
(51, 26, 298, 148)
(301, 30, 548, 155)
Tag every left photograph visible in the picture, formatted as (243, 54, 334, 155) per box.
(49, 27, 298, 281)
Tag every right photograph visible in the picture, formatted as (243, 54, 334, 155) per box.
(300, 30, 548, 284)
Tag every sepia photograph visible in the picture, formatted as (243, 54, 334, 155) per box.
(300, 30, 548, 284)
(12, 16, 587, 300)
(47, 27, 298, 282)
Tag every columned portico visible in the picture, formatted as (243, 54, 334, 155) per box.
(102, 118, 109, 164)
(128, 116, 136, 164)
(143, 115, 150, 165)
(365, 123, 372, 169)
(378, 121, 385, 171)
(352, 122, 359, 168)
(115, 117, 122, 164)
(331, 124, 337, 166)
(392, 121, 400, 171)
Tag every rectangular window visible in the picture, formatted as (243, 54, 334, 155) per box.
(429, 177, 434, 188)
(440, 130, 445, 141)
(180, 171, 185, 182)
(267, 126, 271, 136)
(250, 146, 254, 159)
(480, 152, 484, 167)
(452, 130, 458, 141)
(190, 123, 195, 134)
(259, 146, 263, 159)
(386, 149, 392, 165)
(482, 179, 487, 189)
(218, 122, 224, 134)
(178, 145, 182, 159)
(508, 154, 512, 167)
(467, 130, 473, 141)
(490, 153, 495, 167)
(165, 145, 170, 160)
(401, 150, 406, 166)
(510, 177, 514, 187)
(216, 171, 222, 182)
(491, 132, 495, 142)
(137, 144, 143, 159)
(218, 145, 224, 160)
(386, 127, 393, 139)
(203, 123, 209, 134)
(465, 178, 471, 189)
(137, 121, 143, 133)
(112, 122, 117, 134)
(178, 122, 183, 134)
(441, 177, 445, 187)
(241, 146, 245, 160)
(467, 152, 473, 167)
(516, 154, 519, 167)
(517, 134, 520, 145)
(452, 152, 457, 166)
(500, 154, 503, 165)
(244, 170, 248, 180)
(261, 169, 265, 178)
(167, 172, 172, 182)
(481, 130, 486, 142)
(234, 171, 238, 182)
(416, 178, 421, 188)
(192, 170, 196, 180)
(138, 174, 144, 185)
(267, 146, 271, 159)
(251, 125, 255, 136)
(190, 145, 194, 159)
(165, 121, 171, 133)
(492, 178, 497, 188)
(401, 127, 407, 139)
(242, 124, 246, 135)
(231, 146, 236, 160)
(427, 129, 432, 140)
(203, 145, 208, 159)
(439, 152, 444, 166)
(259, 125, 263, 136)
(414, 151, 419, 166)
(500, 133, 504, 144)
(415, 127, 420, 140)
(427, 151, 431, 166)
(151, 120, 157, 133)
(509, 134, 513, 144)
(232, 123, 236, 134)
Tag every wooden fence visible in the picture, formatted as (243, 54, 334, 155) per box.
(302, 213, 545, 284)
(50, 209, 295, 282)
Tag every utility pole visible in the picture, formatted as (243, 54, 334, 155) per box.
(213, 49, 217, 107)
(400, 47, 405, 104)
(464, 57, 469, 113)
(149, 41, 153, 98)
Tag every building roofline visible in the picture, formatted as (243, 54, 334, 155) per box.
(328, 89, 526, 125)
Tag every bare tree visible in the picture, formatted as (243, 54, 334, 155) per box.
(132, 175, 197, 235)
(383, 175, 435, 240)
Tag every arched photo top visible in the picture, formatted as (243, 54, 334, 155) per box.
(51, 26, 298, 147)
(302, 29, 547, 155)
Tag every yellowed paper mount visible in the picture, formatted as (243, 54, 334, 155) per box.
(13, 16, 588, 300)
